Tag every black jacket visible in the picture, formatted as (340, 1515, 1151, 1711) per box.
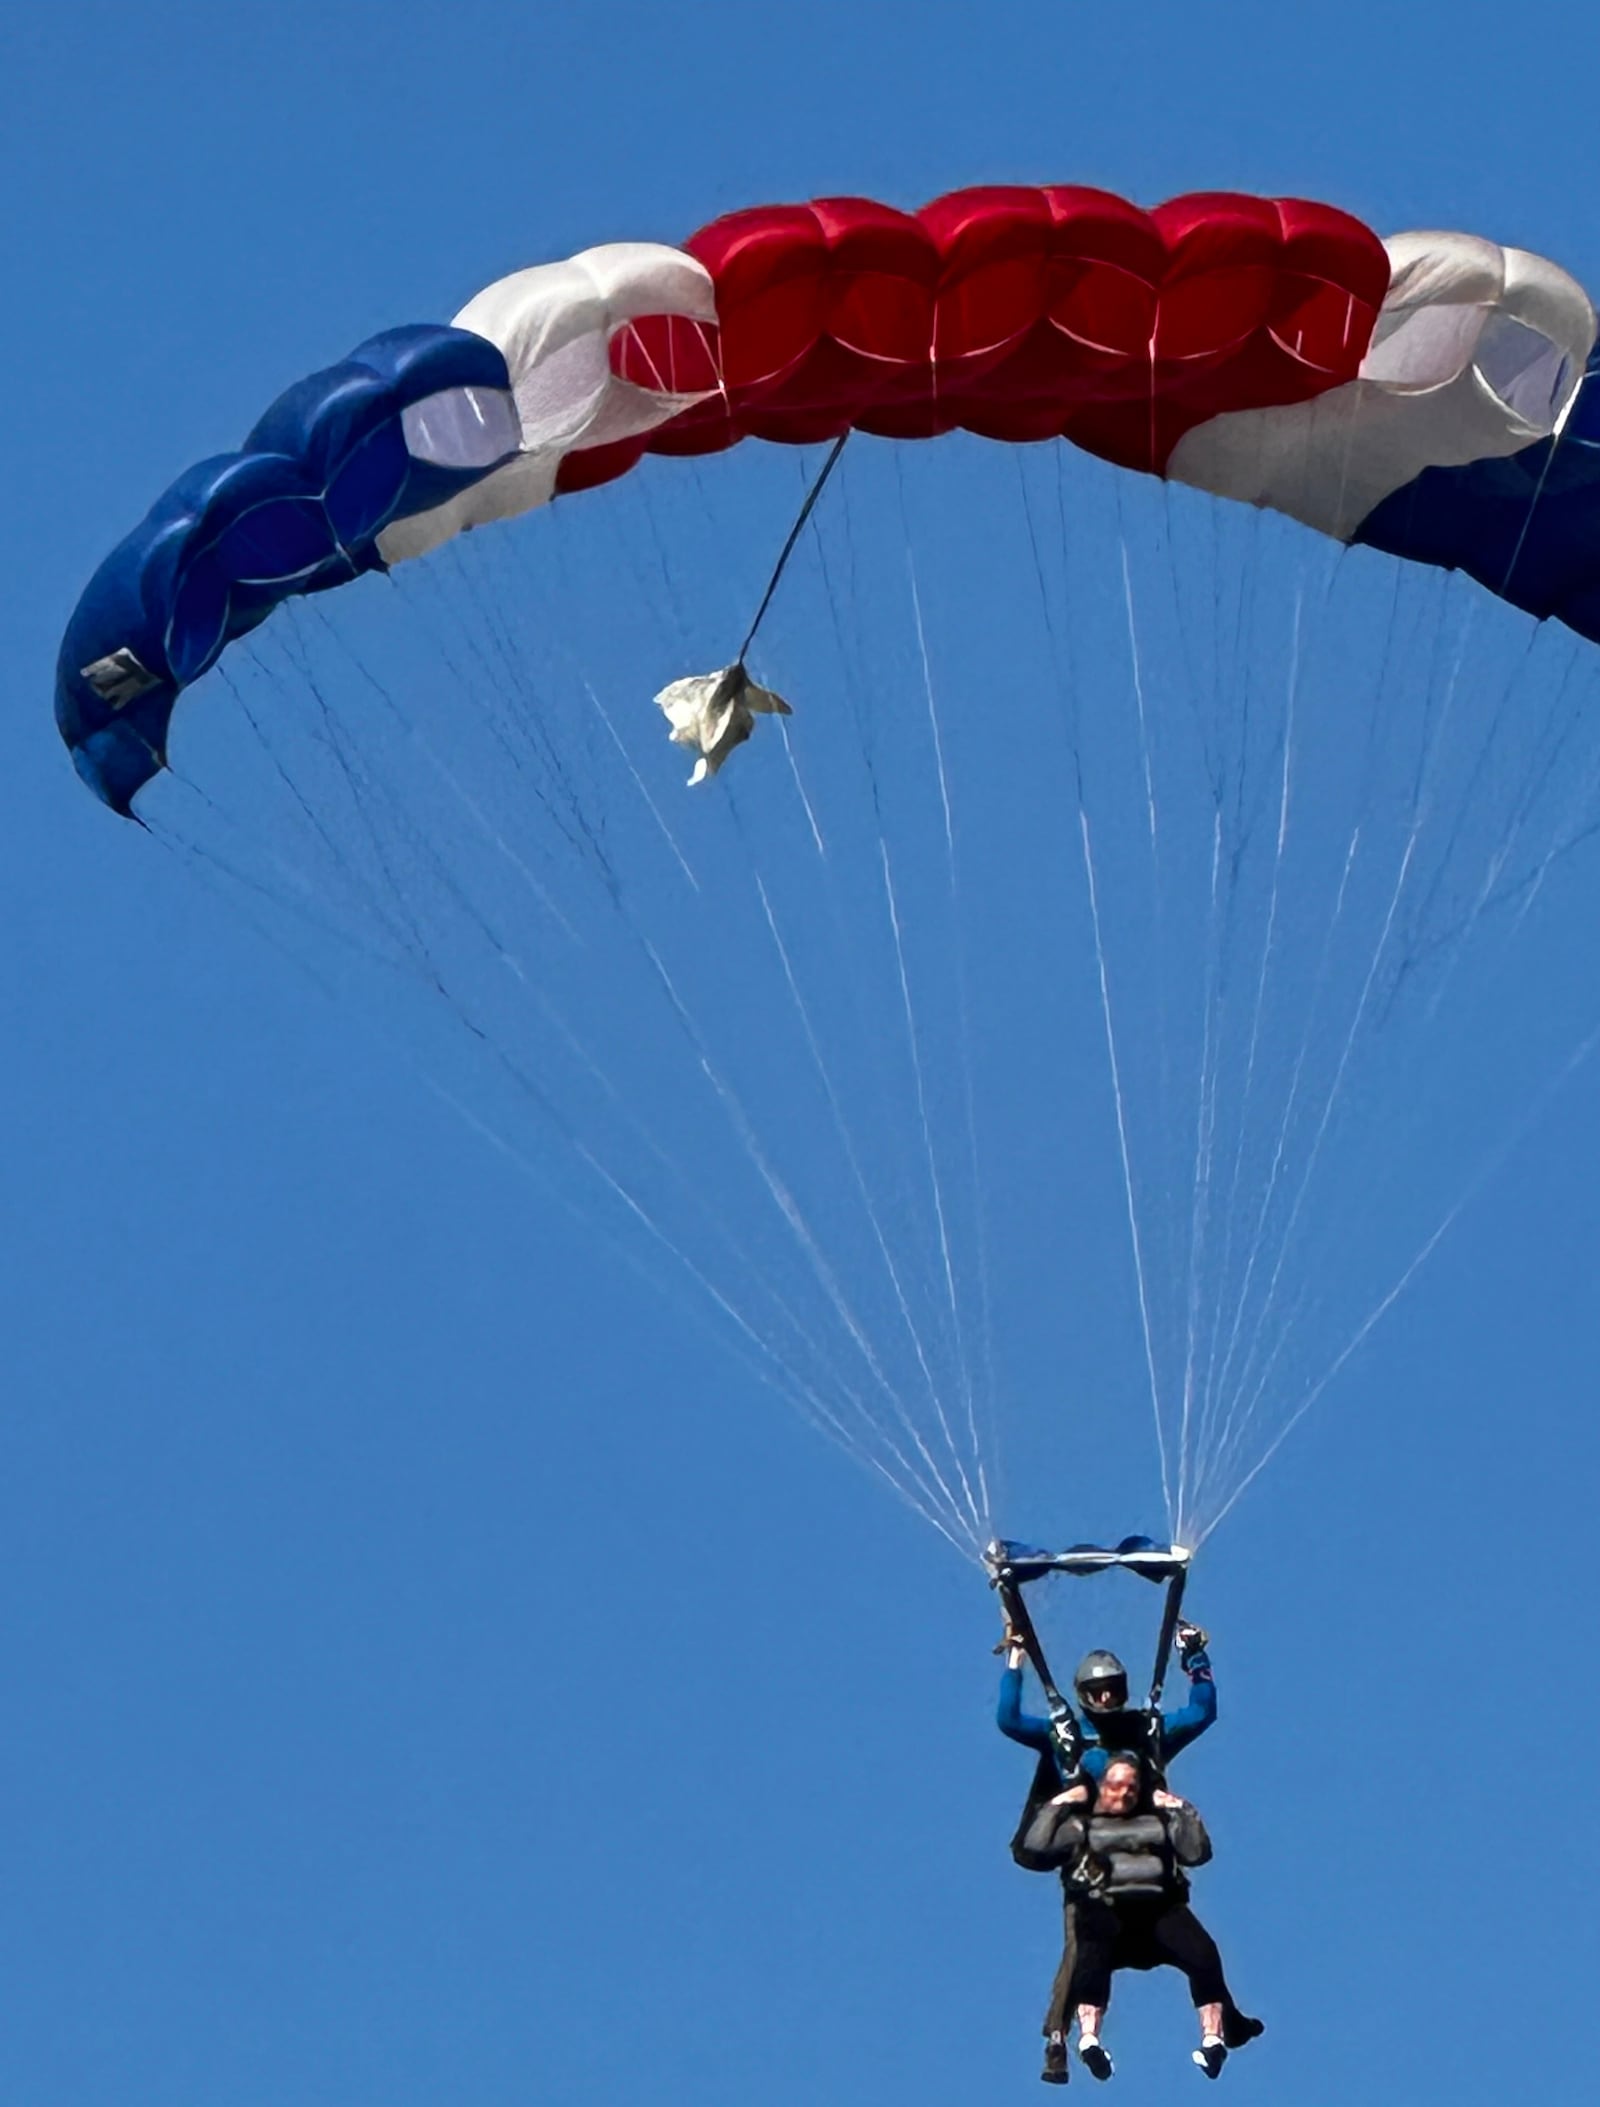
(1016, 1797, 1212, 1902)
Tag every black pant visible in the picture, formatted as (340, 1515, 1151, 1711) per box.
(1043, 1889, 1079, 2036)
(1064, 1896, 1232, 2014)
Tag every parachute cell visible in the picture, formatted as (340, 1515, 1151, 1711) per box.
(58, 325, 519, 810)
(376, 243, 721, 565)
(1355, 346, 1600, 633)
(1168, 232, 1595, 538)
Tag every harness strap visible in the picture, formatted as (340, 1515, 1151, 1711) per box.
(996, 1563, 1084, 1777)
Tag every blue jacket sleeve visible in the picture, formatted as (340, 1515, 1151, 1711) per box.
(997, 1664, 1055, 1753)
(1158, 1649, 1217, 1762)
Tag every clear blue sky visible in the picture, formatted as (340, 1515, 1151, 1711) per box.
(6, 5, 1600, 2102)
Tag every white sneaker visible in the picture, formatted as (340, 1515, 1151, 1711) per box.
(1079, 2036, 1114, 2081)
(1192, 2037, 1227, 2080)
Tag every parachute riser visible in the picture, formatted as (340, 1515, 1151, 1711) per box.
(990, 1557, 1085, 1779)
(1147, 1565, 1188, 1712)
(987, 1536, 1191, 1784)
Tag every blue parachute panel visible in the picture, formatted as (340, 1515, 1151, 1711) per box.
(56, 325, 518, 814)
(1355, 349, 1600, 642)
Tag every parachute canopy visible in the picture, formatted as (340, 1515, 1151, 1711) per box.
(52, 180, 1600, 1566)
(58, 183, 1600, 813)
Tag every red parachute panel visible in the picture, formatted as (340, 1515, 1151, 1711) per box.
(576, 183, 1388, 489)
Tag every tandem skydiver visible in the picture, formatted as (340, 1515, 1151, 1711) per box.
(997, 1617, 1222, 2081)
(1018, 1751, 1263, 2082)
(998, 1621, 1217, 1783)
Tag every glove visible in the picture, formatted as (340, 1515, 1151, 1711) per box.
(1175, 1620, 1209, 1664)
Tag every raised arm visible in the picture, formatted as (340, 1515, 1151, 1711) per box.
(1158, 1624, 1217, 1760)
(998, 1662, 1057, 1752)
(1017, 1793, 1090, 1871)
(997, 1642, 1056, 1754)
(1158, 1796, 1214, 1869)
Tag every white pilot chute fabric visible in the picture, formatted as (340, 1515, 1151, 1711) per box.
(654, 664, 793, 784)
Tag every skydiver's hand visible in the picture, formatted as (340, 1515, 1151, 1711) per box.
(1176, 1620, 1209, 1658)
(995, 1625, 1027, 1671)
(1050, 1784, 1091, 1806)
(1152, 1789, 1185, 1810)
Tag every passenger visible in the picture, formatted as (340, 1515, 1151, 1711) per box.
(1019, 1754, 1263, 2082)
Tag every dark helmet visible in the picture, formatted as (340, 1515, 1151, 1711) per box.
(1074, 1649, 1129, 1711)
